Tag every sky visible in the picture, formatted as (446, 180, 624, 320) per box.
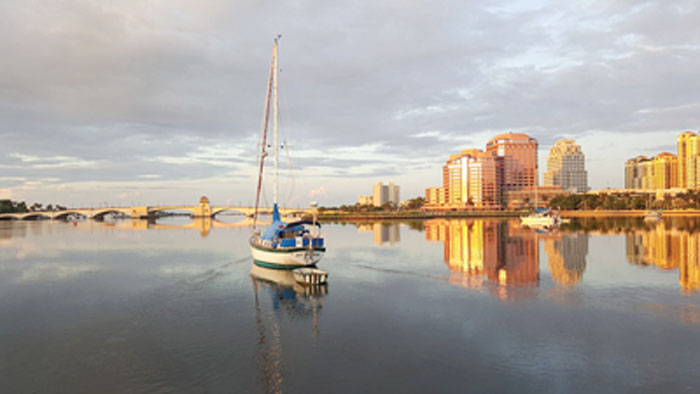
(1, 0, 699, 208)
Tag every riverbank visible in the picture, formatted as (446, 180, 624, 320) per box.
(560, 210, 700, 217)
(317, 210, 525, 221)
(317, 209, 700, 221)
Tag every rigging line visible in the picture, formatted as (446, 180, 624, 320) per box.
(253, 42, 276, 229)
(278, 77, 297, 206)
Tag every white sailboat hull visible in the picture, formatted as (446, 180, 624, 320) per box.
(250, 243, 324, 269)
(520, 215, 557, 227)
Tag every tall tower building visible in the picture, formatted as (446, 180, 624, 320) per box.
(677, 131, 700, 188)
(543, 139, 589, 193)
(625, 156, 649, 189)
(372, 182, 400, 207)
(485, 133, 538, 198)
(678, 131, 695, 188)
(652, 153, 678, 189)
(372, 182, 388, 207)
(441, 149, 498, 208)
(624, 154, 678, 190)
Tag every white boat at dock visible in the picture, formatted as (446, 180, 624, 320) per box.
(520, 208, 561, 228)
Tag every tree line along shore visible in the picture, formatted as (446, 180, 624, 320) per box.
(317, 191, 700, 220)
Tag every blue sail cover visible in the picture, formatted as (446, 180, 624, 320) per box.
(260, 203, 286, 242)
(258, 203, 323, 248)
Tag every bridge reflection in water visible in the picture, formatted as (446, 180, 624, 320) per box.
(60, 216, 269, 238)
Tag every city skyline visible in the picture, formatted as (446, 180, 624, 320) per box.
(1, 1, 699, 206)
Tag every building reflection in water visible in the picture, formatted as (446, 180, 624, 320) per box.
(358, 222, 401, 246)
(625, 222, 700, 294)
(425, 220, 540, 299)
(250, 265, 327, 393)
(544, 233, 588, 286)
(425, 219, 592, 298)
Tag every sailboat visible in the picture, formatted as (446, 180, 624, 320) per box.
(249, 36, 326, 270)
(520, 184, 560, 228)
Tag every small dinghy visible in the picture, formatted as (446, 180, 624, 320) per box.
(293, 267, 328, 285)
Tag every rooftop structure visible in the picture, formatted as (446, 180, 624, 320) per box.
(543, 139, 589, 193)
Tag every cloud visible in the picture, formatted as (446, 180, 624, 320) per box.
(308, 186, 327, 198)
(1, 0, 699, 205)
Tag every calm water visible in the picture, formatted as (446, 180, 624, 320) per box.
(1, 217, 699, 393)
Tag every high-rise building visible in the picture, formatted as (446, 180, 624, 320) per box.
(543, 139, 589, 193)
(388, 182, 400, 206)
(373, 183, 387, 207)
(677, 131, 700, 188)
(485, 133, 538, 197)
(653, 153, 678, 189)
(372, 182, 400, 207)
(440, 149, 498, 208)
(624, 155, 649, 189)
(678, 131, 695, 188)
(624, 153, 678, 190)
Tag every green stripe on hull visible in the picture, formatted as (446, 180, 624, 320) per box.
(253, 259, 310, 270)
(250, 243, 326, 254)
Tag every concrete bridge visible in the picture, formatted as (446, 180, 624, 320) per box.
(0, 202, 310, 221)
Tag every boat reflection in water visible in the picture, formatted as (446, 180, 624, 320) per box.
(250, 265, 327, 392)
(424, 219, 589, 299)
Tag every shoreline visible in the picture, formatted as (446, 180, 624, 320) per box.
(317, 209, 700, 221)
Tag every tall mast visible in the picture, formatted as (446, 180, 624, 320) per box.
(252, 38, 276, 229)
(272, 37, 279, 206)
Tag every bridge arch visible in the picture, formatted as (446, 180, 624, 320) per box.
(91, 208, 133, 220)
(54, 211, 88, 220)
(148, 207, 198, 217)
(281, 209, 310, 218)
(211, 207, 252, 217)
(20, 213, 52, 220)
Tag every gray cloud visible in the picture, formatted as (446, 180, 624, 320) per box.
(1, 0, 699, 205)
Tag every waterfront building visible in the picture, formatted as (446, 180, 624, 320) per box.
(625, 156, 649, 189)
(441, 149, 499, 209)
(652, 153, 678, 190)
(505, 185, 567, 209)
(543, 139, 589, 193)
(372, 182, 400, 207)
(485, 133, 538, 197)
(677, 131, 696, 188)
(676, 131, 700, 188)
(425, 187, 447, 207)
(425, 132, 537, 210)
(357, 195, 373, 205)
(624, 153, 678, 190)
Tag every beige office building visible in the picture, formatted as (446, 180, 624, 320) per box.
(677, 131, 700, 188)
(624, 153, 678, 190)
(543, 139, 589, 193)
(372, 182, 400, 207)
(440, 149, 499, 208)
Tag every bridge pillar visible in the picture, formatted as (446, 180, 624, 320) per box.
(193, 197, 212, 218)
(130, 206, 149, 219)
